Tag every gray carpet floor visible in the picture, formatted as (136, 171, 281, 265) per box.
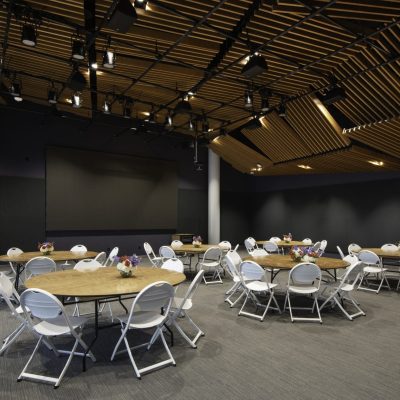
(0, 258, 399, 400)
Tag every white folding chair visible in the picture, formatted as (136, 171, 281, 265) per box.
(161, 258, 184, 273)
(357, 250, 390, 294)
(302, 238, 312, 245)
(238, 261, 281, 321)
(284, 263, 322, 323)
(336, 245, 345, 259)
(94, 251, 107, 265)
(197, 247, 223, 285)
(5, 247, 23, 281)
(311, 241, 321, 253)
(159, 246, 176, 262)
(25, 257, 56, 280)
(170, 240, 193, 269)
(269, 237, 281, 244)
(263, 241, 280, 254)
(348, 243, 361, 256)
(110, 282, 175, 379)
(224, 249, 245, 307)
(380, 244, 400, 290)
(104, 246, 119, 267)
(321, 254, 359, 284)
(218, 241, 232, 251)
(320, 261, 366, 320)
(318, 240, 327, 257)
(0, 273, 28, 355)
(244, 237, 258, 255)
(18, 288, 95, 388)
(60, 244, 88, 270)
(144, 242, 163, 268)
(167, 269, 205, 348)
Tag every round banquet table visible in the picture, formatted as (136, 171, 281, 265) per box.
(25, 266, 186, 297)
(359, 248, 400, 258)
(0, 250, 98, 289)
(256, 240, 312, 247)
(173, 244, 218, 254)
(245, 254, 349, 281)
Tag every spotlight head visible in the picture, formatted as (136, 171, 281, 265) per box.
(72, 92, 82, 108)
(244, 89, 253, 109)
(165, 112, 173, 128)
(241, 54, 268, 79)
(103, 98, 112, 114)
(72, 40, 85, 60)
(260, 97, 270, 112)
(48, 88, 58, 104)
(21, 24, 36, 47)
(278, 103, 286, 117)
(189, 118, 194, 131)
(123, 99, 132, 119)
(102, 49, 115, 69)
(67, 67, 87, 91)
(174, 98, 192, 114)
(10, 81, 21, 97)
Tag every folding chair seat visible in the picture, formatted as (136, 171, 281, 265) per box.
(18, 288, 95, 388)
(284, 263, 322, 323)
(110, 282, 175, 379)
(238, 261, 281, 322)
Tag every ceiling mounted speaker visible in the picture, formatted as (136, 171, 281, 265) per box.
(107, 0, 137, 33)
(241, 54, 268, 79)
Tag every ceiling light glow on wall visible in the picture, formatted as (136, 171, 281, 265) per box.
(298, 164, 312, 170)
(368, 160, 384, 167)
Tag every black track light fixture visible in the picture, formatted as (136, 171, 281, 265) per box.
(174, 96, 192, 114)
(67, 65, 87, 91)
(21, 24, 37, 47)
(278, 100, 286, 118)
(244, 89, 253, 109)
(71, 33, 85, 60)
(189, 117, 195, 131)
(47, 83, 58, 104)
(135, 0, 149, 10)
(259, 88, 270, 113)
(10, 79, 23, 102)
(103, 37, 116, 69)
(123, 98, 133, 119)
(71, 92, 82, 108)
(165, 111, 173, 129)
(103, 95, 112, 114)
(241, 53, 268, 79)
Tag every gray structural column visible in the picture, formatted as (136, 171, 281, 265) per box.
(208, 149, 220, 244)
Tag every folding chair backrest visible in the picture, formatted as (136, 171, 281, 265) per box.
(358, 250, 380, 266)
(7, 247, 23, 257)
(269, 237, 281, 243)
(336, 246, 345, 259)
(348, 243, 361, 255)
(302, 238, 312, 245)
(341, 261, 364, 288)
(74, 259, 102, 272)
(21, 289, 64, 320)
(343, 254, 359, 266)
(144, 242, 155, 257)
(218, 241, 232, 251)
(171, 240, 183, 249)
(181, 269, 204, 303)
(320, 240, 327, 251)
(244, 238, 255, 254)
(70, 244, 87, 252)
(131, 282, 174, 316)
(105, 246, 119, 266)
(224, 251, 241, 278)
(25, 257, 56, 277)
(263, 241, 279, 253)
(289, 263, 321, 286)
(0, 272, 20, 312)
(311, 241, 321, 252)
(226, 249, 242, 268)
(161, 258, 184, 273)
(251, 248, 269, 257)
(240, 261, 265, 281)
(381, 243, 398, 252)
(94, 251, 107, 265)
(159, 246, 176, 259)
(203, 247, 222, 262)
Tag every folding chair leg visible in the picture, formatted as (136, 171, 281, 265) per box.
(110, 328, 125, 361)
(123, 336, 141, 379)
(0, 323, 25, 355)
(18, 336, 43, 383)
(54, 339, 79, 388)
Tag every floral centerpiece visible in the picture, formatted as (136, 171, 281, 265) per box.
(38, 242, 54, 255)
(192, 235, 203, 248)
(301, 247, 319, 263)
(283, 233, 292, 243)
(289, 246, 304, 262)
(116, 255, 140, 278)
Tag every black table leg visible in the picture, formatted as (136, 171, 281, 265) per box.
(14, 263, 23, 290)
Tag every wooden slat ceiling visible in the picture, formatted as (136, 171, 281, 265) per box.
(1, 0, 400, 174)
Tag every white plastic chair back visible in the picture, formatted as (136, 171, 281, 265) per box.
(25, 257, 56, 278)
(0, 272, 21, 314)
(171, 240, 183, 250)
(130, 281, 174, 316)
(358, 250, 380, 266)
(263, 241, 279, 253)
(7, 247, 23, 257)
(289, 263, 321, 288)
(341, 261, 364, 287)
(348, 243, 361, 255)
(343, 254, 359, 266)
(70, 244, 87, 252)
(269, 237, 281, 243)
(105, 246, 119, 267)
(94, 251, 107, 265)
(311, 241, 321, 252)
(240, 261, 265, 282)
(302, 238, 312, 245)
(161, 258, 184, 273)
(159, 246, 176, 259)
(336, 245, 345, 259)
(226, 249, 242, 268)
(21, 289, 64, 320)
(224, 251, 241, 279)
(202, 246, 222, 263)
(381, 243, 398, 252)
(251, 248, 269, 257)
(74, 259, 102, 272)
(244, 238, 256, 254)
(179, 269, 204, 304)
(320, 240, 327, 251)
(218, 241, 232, 251)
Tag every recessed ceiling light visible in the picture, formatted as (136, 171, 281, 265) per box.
(368, 160, 384, 167)
(298, 164, 312, 170)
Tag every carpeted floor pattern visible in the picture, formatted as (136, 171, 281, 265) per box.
(0, 257, 399, 400)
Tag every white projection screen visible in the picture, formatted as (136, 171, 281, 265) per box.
(46, 147, 178, 231)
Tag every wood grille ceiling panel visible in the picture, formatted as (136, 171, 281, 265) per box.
(1, 1, 400, 174)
